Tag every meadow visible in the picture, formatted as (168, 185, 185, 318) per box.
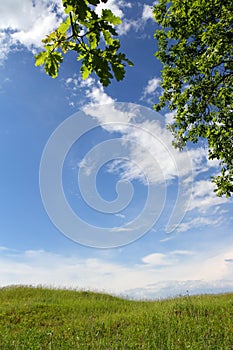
(0, 286, 232, 349)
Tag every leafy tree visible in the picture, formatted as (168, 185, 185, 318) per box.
(35, 0, 133, 86)
(35, 0, 233, 197)
(153, 0, 233, 197)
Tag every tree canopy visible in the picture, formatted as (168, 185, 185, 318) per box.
(35, 0, 233, 197)
(153, 0, 233, 197)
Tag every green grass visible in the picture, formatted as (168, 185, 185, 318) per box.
(0, 286, 232, 349)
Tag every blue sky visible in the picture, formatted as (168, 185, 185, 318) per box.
(0, 0, 232, 299)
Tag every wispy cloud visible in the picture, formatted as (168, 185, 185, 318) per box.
(76, 95, 231, 233)
(141, 76, 161, 103)
(0, 32, 14, 63)
(0, 246, 13, 251)
(62, 76, 233, 235)
(1, 247, 232, 299)
(63, 76, 115, 108)
(176, 216, 222, 233)
(118, 2, 156, 35)
(142, 77, 160, 95)
(126, 279, 233, 299)
(189, 179, 229, 213)
(85, 81, 115, 106)
(142, 250, 194, 266)
(142, 252, 174, 266)
(115, 213, 126, 218)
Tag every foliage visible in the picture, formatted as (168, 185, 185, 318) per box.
(0, 286, 232, 349)
(153, 0, 233, 197)
(35, 0, 133, 86)
(35, 0, 233, 197)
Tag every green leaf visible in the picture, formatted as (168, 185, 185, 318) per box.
(103, 29, 114, 46)
(112, 63, 125, 81)
(102, 9, 121, 25)
(87, 32, 98, 49)
(81, 64, 92, 80)
(35, 51, 47, 66)
(63, 5, 73, 15)
(57, 17, 71, 34)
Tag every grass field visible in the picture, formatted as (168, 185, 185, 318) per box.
(0, 286, 232, 349)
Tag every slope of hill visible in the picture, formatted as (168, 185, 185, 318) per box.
(0, 286, 232, 349)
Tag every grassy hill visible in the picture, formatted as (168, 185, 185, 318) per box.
(0, 286, 232, 349)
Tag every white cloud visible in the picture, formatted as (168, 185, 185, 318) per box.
(82, 86, 139, 133)
(171, 250, 194, 256)
(66, 77, 73, 84)
(118, 19, 139, 35)
(111, 118, 194, 185)
(142, 4, 154, 21)
(79, 101, 230, 232)
(80, 77, 95, 88)
(78, 157, 99, 177)
(96, 0, 124, 18)
(189, 179, 229, 213)
(64, 75, 115, 109)
(0, 32, 14, 64)
(174, 176, 231, 231)
(1, 247, 232, 299)
(142, 250, 194, 266)
(0, 246, 11, 251)
(126, 279, 233, 299)
(160, 236, 174, 242)
(118, 1, 132, 8)
(96, 0, 136, 36)
(63, 79, 231, 234)
(0, 0, 156, 64)
(115, 213, 126, 218)
(86, 81, 115, 106)
(117, 2, 156, 35)
(144, 77, 160, 95)
(142, 253, 173, 266)
(141, 77, 161, 102)
(12, 12, 58, 50)
(0, 0, 63, 63)
(63, 75, 81, 107)
(165, 110, 177, 124)
(176, 216, 221, 232)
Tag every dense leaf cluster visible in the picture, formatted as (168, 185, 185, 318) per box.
(35, 0, 133, 86)
(153, 0, 233, 197)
